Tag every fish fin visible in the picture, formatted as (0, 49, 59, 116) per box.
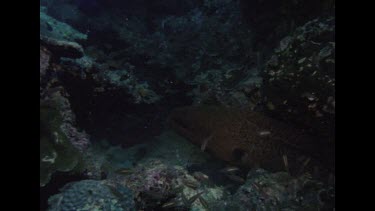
(201, 134, 213, 152)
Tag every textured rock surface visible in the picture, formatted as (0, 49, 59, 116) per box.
(40, 36, 84, 59)
(109, 159, 224, 210)
(40, 8, 87, 42)
(211, 168, 334, 210)
(40, 100, 81, 187)
(262, 17, 335, 141)
(40, 33, 90, 187)
(48, 180, 135, 211)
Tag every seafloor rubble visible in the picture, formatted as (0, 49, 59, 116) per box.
(40, 0, 335, 210)
(47, 131, 334, 211)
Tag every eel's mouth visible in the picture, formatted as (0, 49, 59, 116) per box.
(167, 111, 196, 141)
(167, 107, 211, 145)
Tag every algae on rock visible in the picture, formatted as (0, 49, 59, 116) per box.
(40, 104, 81, 187)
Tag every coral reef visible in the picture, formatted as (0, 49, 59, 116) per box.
(40, 8, 87, 42)
(47, 180, 135, 211)
(40, 23, 90, 186)
(40, 67, 90, 186)
(240, 0, 334, 50)
(39, 1, 335, 209)
(100, 68, 161, 104)
(211, 168, 334, 210)
(109, 159, 225, 210)
(40, 101, 81, 187)
(137, 130, 211, 167)
(168, 105, 331, 174)
(262, 17, 335, 141)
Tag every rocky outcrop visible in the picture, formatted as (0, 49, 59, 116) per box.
(262, 17, 335, 141)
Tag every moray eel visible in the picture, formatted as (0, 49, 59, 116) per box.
(168, 106, 333, 174)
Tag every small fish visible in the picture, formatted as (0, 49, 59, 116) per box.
(302, 92, 316, 101)
(199, 196, 209, 210)
(259, 130, 271, 136)
(225, 174, 245, 184)
(162, 200, 180, 209)
(193, 172, 209, 182)
(187, 191, 206, 205)
(162, 202, 175, 208)
(282, 155, 289, 173)
(114, 168, 134, 175)
(183, 178, 200, 189)
(297, 157, 311, 175)
(201, 134, 213, 152)
(219, 166, 240, 173)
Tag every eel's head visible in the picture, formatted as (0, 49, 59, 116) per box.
(167, 106, 212, 146)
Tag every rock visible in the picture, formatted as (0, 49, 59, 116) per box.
(262, 17, 335, 141)
(48, 180, 135, 211)
(213, 168, 335, 210)
(40, 46, 51, 80)
(40, 35, 84, 59)
(40, 9, 87, 42)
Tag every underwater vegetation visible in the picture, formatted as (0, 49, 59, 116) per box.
(40, 0, 335, 210)
(40, 102, 81, 187)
